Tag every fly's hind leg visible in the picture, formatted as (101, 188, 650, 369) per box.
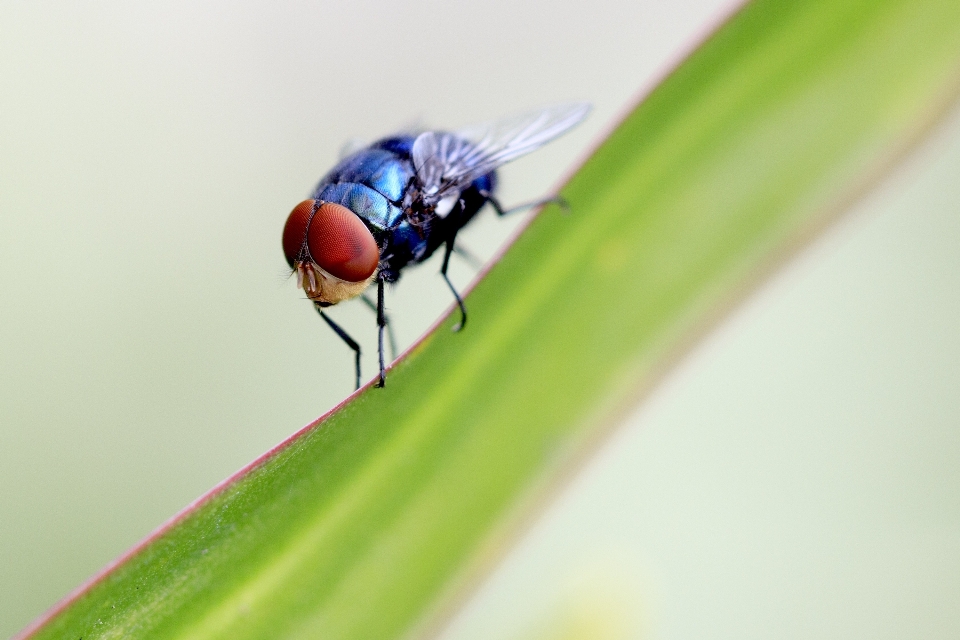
(481, 191, 570, 216)
(440, 229, 468, 332)
(451, 243, 484, 270)
(316, 304, 362, 390)
(434, 190, 571, 335)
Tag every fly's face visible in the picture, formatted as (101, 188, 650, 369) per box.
(282, 200, 380, 305)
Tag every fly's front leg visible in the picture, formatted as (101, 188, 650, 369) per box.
(361, 292, 397, 360)
(440, 226, 468, 332)
(316, 304, 362, 390)
(376, 275, 387, 387)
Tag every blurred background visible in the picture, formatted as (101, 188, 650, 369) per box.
(1, 1, 958, 638)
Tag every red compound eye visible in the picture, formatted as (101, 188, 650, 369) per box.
(282, 199, 379, 282)
(282, 199, 315, 268)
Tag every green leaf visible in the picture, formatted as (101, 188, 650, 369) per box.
(20, 0, 960, 638)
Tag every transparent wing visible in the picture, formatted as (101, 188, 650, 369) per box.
(412, 102, 590, 202)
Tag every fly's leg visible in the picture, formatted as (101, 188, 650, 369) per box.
(440, 228, 468, 332)
(376, 275, 387, 387)
(361, 292, 397, 361)
(482, 192, 570, 216)
(435, 191, 569, 333)
(452, 242, 484, 270)
(317, 304, 362, 390)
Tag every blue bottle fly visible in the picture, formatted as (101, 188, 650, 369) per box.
(282, 103, 590, 389)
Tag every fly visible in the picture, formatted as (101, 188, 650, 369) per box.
(282, 103, 590, 389)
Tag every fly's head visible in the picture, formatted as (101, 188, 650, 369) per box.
(282, 200, 380, 304)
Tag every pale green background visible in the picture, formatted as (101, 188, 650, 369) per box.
(1, 1, 958, 638)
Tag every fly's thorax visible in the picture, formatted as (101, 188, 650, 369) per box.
(295, 261, 376, 305)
